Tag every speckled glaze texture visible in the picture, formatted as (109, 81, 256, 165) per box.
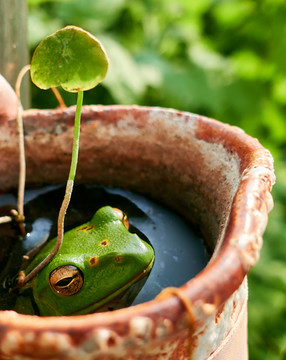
(0, 106, 275, 359)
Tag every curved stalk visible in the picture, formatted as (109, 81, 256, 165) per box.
(19, 90, 84, 287)
(0, 66, 30, 229)
(0, 216, 13, 224)
(51, 87, 66, 108)
(15, 65, 30, 236)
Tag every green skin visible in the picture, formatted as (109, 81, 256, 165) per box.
(16, 206, 154, 316)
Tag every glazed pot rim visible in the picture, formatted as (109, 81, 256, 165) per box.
(0, 105, 275, 328)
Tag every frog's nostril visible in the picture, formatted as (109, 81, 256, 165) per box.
(115, 255, 123, 263)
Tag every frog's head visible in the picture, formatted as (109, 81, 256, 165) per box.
(21, 206, 154, 316)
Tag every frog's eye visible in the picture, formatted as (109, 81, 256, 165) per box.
(49, 265, 83, 296)
(112, 208, 129, 230)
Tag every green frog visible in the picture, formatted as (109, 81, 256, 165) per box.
(15, 206, 154, 316)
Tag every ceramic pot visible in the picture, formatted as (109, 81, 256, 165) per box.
(0, 105, 275, 360)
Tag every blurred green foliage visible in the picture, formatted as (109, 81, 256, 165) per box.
(27, 1, 286, 359)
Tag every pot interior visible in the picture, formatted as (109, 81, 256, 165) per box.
(1, 106, 243, 252)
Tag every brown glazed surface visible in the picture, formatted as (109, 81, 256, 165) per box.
(0, 105, 275, 359)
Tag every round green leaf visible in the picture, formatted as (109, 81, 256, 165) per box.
(30, 26, 109, 93)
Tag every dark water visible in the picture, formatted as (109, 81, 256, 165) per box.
(0, 185, 208, 311)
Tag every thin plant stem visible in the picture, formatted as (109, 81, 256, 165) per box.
(0, 65, 30, 229)
(15, 66, 30, 231)
(0, 216, 13, 224)
(16, 92, 25, 220)
(51, 87, 66, 108)
(19, 90, 84, 287)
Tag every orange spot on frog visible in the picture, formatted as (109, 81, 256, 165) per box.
(99, 238, 110, 247)
(89, 256, 100, 268)
(76, 224, 95, 233)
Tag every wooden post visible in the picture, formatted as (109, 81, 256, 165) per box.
(0, 0, 30, 108)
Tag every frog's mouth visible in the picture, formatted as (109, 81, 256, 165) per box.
(68, 257, 154, 316)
